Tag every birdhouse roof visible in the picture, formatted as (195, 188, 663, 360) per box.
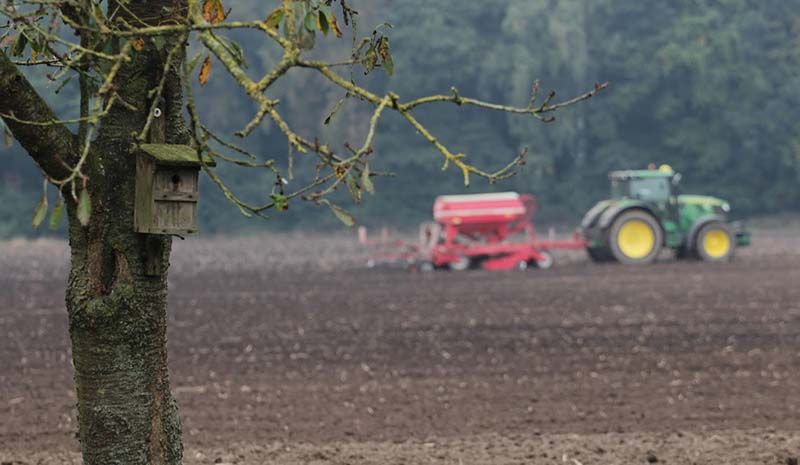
(140, 144, 216, 167)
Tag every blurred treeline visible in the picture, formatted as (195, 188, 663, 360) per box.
(2, 0, 800, 237)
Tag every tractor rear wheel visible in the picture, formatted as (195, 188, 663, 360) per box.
(608, 210, 663, 264)
(695, 222, 734, 262)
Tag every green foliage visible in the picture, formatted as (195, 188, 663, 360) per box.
(3, 0, 800, 237)
(49, 196, 64, 231)
(321, 199, 356, 227)
(77, 189, 91, 226)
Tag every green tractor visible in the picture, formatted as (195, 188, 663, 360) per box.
(581, 165, 750, 264)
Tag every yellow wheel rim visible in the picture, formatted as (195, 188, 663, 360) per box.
(617, 219, 656, 259)
(702, 229, 731, 258)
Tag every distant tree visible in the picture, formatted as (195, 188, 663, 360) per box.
(0, 1, 602, 464)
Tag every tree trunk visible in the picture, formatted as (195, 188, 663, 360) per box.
(63, 3, 190, 463)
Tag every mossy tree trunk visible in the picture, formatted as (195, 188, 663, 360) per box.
(1, 2, 189, 464)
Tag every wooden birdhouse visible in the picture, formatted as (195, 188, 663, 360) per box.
(134, 144, 215, 235)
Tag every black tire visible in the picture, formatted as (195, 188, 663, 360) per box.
(469, 255, 488, 270)
(694, 222, 735, 262)
(607, 210, 663, 264)
(675, 245, 694, 260)
(587, 246, 614, 262)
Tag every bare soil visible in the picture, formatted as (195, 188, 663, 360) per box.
(2, 229, 800, 464)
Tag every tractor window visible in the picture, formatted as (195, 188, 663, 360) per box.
(611, 179, 628, 198)
(629, 177, 670, 202)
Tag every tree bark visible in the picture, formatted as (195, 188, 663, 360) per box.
(1, 2, 190, 464)
(0, 51, 78, 179)
(66, 229, 182, 465)
(64, 5, 190, 461)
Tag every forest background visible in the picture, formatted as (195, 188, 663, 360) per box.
(2, 0, 798, 236)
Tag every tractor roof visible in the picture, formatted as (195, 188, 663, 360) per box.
(610, 169, 673, 180)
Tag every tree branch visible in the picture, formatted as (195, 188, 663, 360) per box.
(2, 0, 605, 220)
(0, 49, 78, 180)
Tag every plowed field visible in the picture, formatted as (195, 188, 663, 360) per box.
(2, 229, 799, 464)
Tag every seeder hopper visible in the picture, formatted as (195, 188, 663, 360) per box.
(359, 192, 586, 271)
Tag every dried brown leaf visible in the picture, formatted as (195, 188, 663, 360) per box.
(202, 0, 226, 25)
(198, 55, 212, 86)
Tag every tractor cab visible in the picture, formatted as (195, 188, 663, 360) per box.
(609, 166, 679, 203)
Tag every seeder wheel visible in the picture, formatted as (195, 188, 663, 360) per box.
(449, 256, 471, 271)
(534, 250, 554, 270)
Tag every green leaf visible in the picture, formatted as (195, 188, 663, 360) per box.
(77, 189, 92, 226)
(265, 8, 284, 30)
(270, 193, 289, 212)
(11, 32, 28, 57)
(317, 9, 329, 35)
(49, 196, 64, 231)
(322, 200, 355, 227)
(361, 164, 375, 194)
(304, 11, 317, 32)
(31, 194, 48, 229)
